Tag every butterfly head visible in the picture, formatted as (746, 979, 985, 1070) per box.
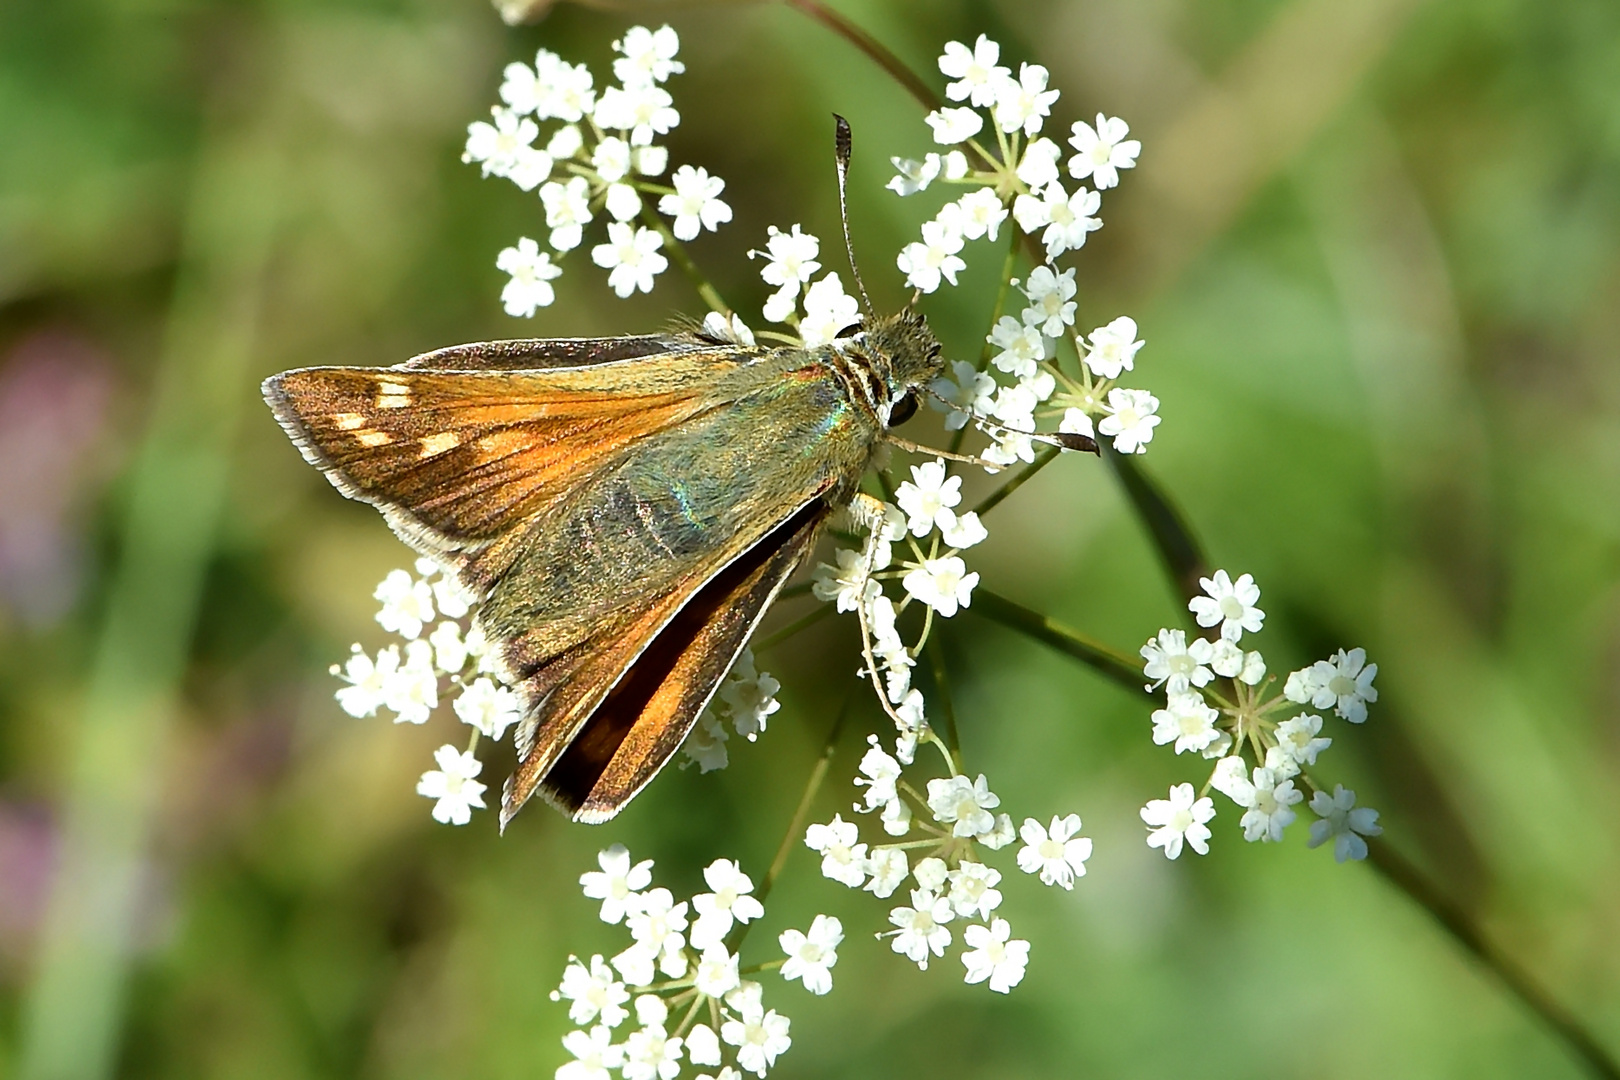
(863, 308, 943, 418)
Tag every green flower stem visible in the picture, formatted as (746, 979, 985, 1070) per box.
(754, 603, 835, 652)
(968, 589, 1147, 695)
(924, 634, 962, 763)
(724, 695, 850, 953)
(1100, 443, 1210, 609)
(781, 0, 941, 111)
(637, 206, 731, 315)
(1365, 841, 1620, 1080)
(970, 445, 1060, 518)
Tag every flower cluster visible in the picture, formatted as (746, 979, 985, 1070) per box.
(885, 35, 1157, 466)
(333, 559, 779, 826)
(679, 648, 784, 774)
(331, 559, 511, 824)
(553, 845, 835, 1078)
(1137, 570, 1384, 862)
(465, 25, 734, 313)
(797, 729, 1091, 994)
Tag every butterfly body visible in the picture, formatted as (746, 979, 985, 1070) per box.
(264, 311, 941, 826)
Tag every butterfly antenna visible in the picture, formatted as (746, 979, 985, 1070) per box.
(833, 114, 876, 317)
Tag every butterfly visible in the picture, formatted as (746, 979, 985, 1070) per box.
(262, 306, 946, 828)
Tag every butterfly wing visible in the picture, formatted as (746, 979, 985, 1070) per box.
(264, 337, 880, 826)
(261, 336, 744, 564)
(518, 499, 828, 824)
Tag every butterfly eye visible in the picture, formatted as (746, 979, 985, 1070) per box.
(888, 391, 918, 427)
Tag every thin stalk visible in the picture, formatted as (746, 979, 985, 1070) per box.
(1101, 443, 1209, 609)
(754, 603, 835, 652)
(1365, 842, 1620, 1080)
(950, 228, 1023, 454)
(638, 206, 731, 315)
(970, 445, 1059, 518)
(923, 633, 962, 762)
(781, 0, 940, 111)
(724, 696, 850, 953)
(968, 588, 1146, 695)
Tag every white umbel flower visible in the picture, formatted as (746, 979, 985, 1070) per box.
(557, 1025, 623, 1080)
(1084, 316, 1145, 379)
(902, 555, 979, 617)
(580, 844, 654, 924)
(798, 273, 861, 347)
(1016, 814, 1093, 888)
(689, 858, 765, 950)
(591, 223, 668, 297)
(992, 62, 1059, 136)
(895, 458, 963, 537)
(961, 918, 1029, 993)
(374, 568, 434, 639)
(887, 888, 954, 968)
(415, 745, 486, 825)
(804, 814, 868, 888)
(925, 773, 1000, 837)
(659, 165, 732, 241)
(1067, 113, 1141, 189)
(1188, 569, 1265, 641)
(495, 237, 562, 317)
(778, 914, 842, 995)
(1308, 785, 1382, 862)
(613, 24, 684, 87)
(926, 106, 984, 145)
(541, 175, 592, 251)
(1140, 628, 1215, 694)
(1098, 387, 1160, 454)
(1151, 692, 1223, 755)
(721, 1007, 791, 1077)
(1141, 782, 1215, 859)
(553, 954, 631, 1028)
(462, 106, 538, 178)
(897, 215, 967, 293)
(453, 676, 522, 741)
(939, 34, 1009, 107)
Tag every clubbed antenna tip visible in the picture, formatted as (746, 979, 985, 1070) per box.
(833, 114, 875, 316)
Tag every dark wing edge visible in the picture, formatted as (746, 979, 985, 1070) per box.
(401, 333, 709, 371)
(499, 498, 829, 828)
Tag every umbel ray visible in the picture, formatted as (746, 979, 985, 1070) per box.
(262, 117, 1092, 829)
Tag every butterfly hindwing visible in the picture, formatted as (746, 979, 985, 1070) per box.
(516, 500, 828, 824)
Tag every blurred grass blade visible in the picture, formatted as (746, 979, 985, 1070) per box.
(17, 50, 285, 1080)
(969, 589, 1145, 696)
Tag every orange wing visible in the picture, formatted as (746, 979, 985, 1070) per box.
(261, 344, 739, 562)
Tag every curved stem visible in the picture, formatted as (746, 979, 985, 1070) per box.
(1101, 443, 1209, 609)
(781, 0, 940, 111)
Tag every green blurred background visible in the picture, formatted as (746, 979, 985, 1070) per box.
(2, 0, 1619, 1076)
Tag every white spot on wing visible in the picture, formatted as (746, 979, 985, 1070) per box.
(356, 430, 393, 447)
(418, 431, 460, 458)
